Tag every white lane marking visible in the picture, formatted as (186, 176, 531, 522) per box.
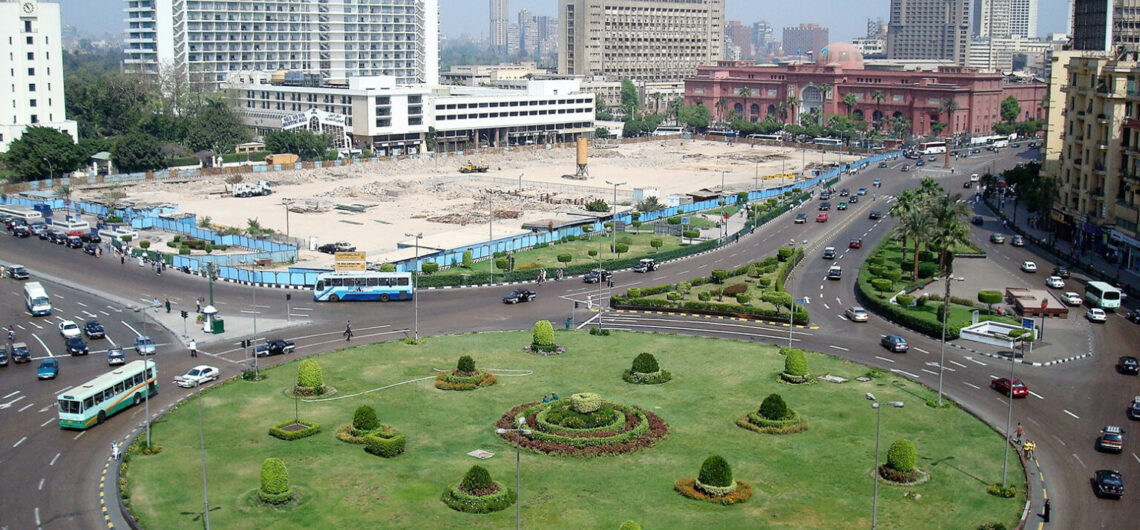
(26, 321, 42, 330)
(1063, 409, 1080, 419)
(38, 404, 52, 413)
(1132, 453, 1140, 464)
(835, 297, 842, 305)
(38, 478, 44, 491)
(1028, 391, 1044, 400)
(31, 333, 52, 358)
(2, 391, 18, 399)
(823, 303, 831, 310)
(121, 320, 143, 337)
(76, 302, 87, 307)
(291, 307, 313, 312)
(73, 431, 85, 440)
(13, 436, 27, 448)
(40, 417, 55, 428)
(52, 294, 64, 300)
(921, 369, 939, 376)
(99, 310, 110, 316)
(83, 311, 97, 318)
(966, 357, 987, 366)
(18, 403, 33, 413)
(54, 386, 74, 396)
(891, 369, 920, 379)
(251, 304, 271, 309)
(963, 382, 981, 390)
(35, 507, 40, 526)
(72, 315, 85, 321)
(1052, 435, 1067, 447)
(874, 355, 897, 364)
(106, 335, 117, 347)
(829, 345, 849, 351)
(950, 360, 968, 368)
(914, 347, 930, 354)
(926, 362, 954, 372)
(49, 453, 60, 466)
(1072, 454, 1087, 469)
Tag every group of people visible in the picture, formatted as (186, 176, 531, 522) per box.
(536, 269, 564, 285)
(541, 392, 560, 403)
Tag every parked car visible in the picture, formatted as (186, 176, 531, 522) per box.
(66, 336, 89, 356)
(836, 201, 848, 210)
(48, 231, 67, 244)
(502, 289, 537, 304)
(1094, 469, 1125, 499)
(583, 269, 612, 284)
(11, 342, 30, 363)
(135, 336, 156, 355)
(83, 243, 99, 256)
(0, 345, 8, 366)
(11, 225, 30, 238)
(868, 210, 882, 220)
(255, 339, 297, 357)
(1127, 309, 1140, 323)
(845, 307, 869, 322)
(794, 213, 807, 224)
(990, 233, 1006, 244)
(6, 265, 29, 279)
(317, 242, 356, 254)
(65, 236, 83, 249)
(174, 365, 220, 388)
(79, 233, 102, 243)
(107, 348, 125, 365)
(822, 247, 837, 259)
(816, 212, 829, 223)
(28, 224, 46, 237)
(58, 320, 81, 339)
(1062, 292, 1083, 306)
(84, 321, 105, 339)
(1087, 308, 1108, 323)
(632, 258, 659, 273)
(826, 265, 842, 280)
(881, 335, 909, 353)
(1117, 356, 1139, 375)
(972, 215, 984, 226)
(37, 359, 59, 380)
(1045, 276, 1065, 289)
(1052, 266, 1071, 279)
(1011, 235, 1025, 247)
(849, 238, 863, 249)
(991, 377, 1028, 397)
(1020, 261, 1037, 272)
(1097, 426, 1126, 453)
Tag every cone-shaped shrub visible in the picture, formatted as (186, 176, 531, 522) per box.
(887, 438, 917, 472)
(697, 455, 733, 488)
(457, 355, 476, 373)
(352, 405, 379, 432)
(618, 521, 642, 530)
(759, 393, 789, 420)
(258, 457, 292, 504)
(296, 358, 323, 389)
(532, 320, 554, 346)
(631, 352, 659, 373)
(460, 465, 493, 493)
(783, 348, 808, 376)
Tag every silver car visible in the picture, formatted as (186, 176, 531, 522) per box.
(845, 307, 869, 322)
(134, 336, 156, 355)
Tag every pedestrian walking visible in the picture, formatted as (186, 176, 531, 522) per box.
(344, 320, 353, 341)
(165, 298, 171, 314)
(189, 339, 198, 358)
(1015, 422, 1024, 444)
(196, 298, 202, 313)
(121, 255, 125, 265)
(111, 442, 120, 461)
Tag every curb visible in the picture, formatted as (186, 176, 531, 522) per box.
(947, 342, 1093, 367)
(610, 308, 820, 329)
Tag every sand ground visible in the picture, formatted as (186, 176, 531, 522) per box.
(76, 140, 859, 267)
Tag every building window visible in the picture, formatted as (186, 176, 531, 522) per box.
(28, 83, 35, 92)
(29, 99, 36, 107)
(24, 21, 32, 33)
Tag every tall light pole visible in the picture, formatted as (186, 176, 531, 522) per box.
(197, 380, 211, 529)
(405, 232, 423, 341)
(787, 239, 796, 347)
(866, 393, 904, 530)
(936, 274, 965, 406)
(488, 192, 495, 283)
(144, 358, 152, 447)
(495, 417, 532, 530)
(282, 198, 294, 239)
(604, 180, 625, 258)
(1001, 351, 1017, 488)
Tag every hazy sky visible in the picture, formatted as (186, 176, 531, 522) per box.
(61, 0, 1071, 42)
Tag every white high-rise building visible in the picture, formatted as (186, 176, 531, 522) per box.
(124, 0, 439, 86)
(490, 0, 509, 54)
(0, 0, 77, 152)
(1010, 0, 1038, 38)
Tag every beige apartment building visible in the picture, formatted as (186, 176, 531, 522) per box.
(886, 0, 970, 65)
(1049, 55, 1140, 272)
(557, 0, 724, 83)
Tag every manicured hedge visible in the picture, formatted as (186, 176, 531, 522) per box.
(440, 482, 516, 513)
(268, 419, 321, 441)
(258, 457, 293, 504)
(364, 431, 407, 457)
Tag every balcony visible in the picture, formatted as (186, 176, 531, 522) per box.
(1098, 114, 1110, 123)
(1095, 162, 1107, 173)
(1092, 188, 1106, 199)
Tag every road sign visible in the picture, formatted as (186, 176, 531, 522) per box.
(334, 251, 367, 272)
(681, 217, 689, 225)
(335, 252, 366, 262)
(1021, 318, 1034, 330)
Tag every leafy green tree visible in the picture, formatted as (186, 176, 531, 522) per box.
(2, 126, 86, 181)
(184, 98, 249, 153)
(678, 104, 712, 129)
(112, 132, 166, 173)
(595, 127, 611, 139)
(842, 93, 858, 116)
(425, 126, 437, 151)
(1000, 96, 1021, 124)
(264, 129, 331, 161)
(620, 78, 640, 118)
(595, 97, 613, 121)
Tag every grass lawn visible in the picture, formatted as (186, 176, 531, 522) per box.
(430, 232, 684, 276)
(124, 332, 1024, 529)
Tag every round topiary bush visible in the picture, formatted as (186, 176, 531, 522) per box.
(673, 455, 753, 503)
(528, 320, 560, 354)
(759, 393, 789, 420)
(461, 465, 493, 492)
(623, 353, 672, 384)
(569, 392, 602, 414)
(886, 438, 917, 472)
(896, 294, 915, 307)
(295, 359, 324, 395)
(618, 521, 642, 530)
(352, 405, 379, 432)
(698, 455, 733, 488)
(257, 457, 292, 504)
(456, 355, 476, 375)
(441, 465, 516, 513)
(631, 353, 659, 373)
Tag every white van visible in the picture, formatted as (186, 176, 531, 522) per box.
(23, 281, 51, 316)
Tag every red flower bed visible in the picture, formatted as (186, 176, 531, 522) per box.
(495, 402, 668, 457)
(674, 478, 753, 505)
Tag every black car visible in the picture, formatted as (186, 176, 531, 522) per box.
(963, 180, 973, 188)
(971, 215, 984, 226)
(839, 188, 850, 197)
(794, 213, 807, 224)
(317, 242, 356, 254)
(819, 202, 831, 211)
(502, 289, 537, 304)
(84, 321, 105, 339)
(7, 265, 29, 280)
(84, 242, 100, 255)
(915, 159, 925, 166)
(1118, 356, 1139, 375)
(0, 346, 8, 366)
(11, 225, 30, 237)
(38, 228, 52, 240)
(820, 191, 832, 200)
(66, 336, 89, 356)
(65, 235, 83, 248)
(1094, 469, 1124, 499)
(79, 233, 102, 243)
(848, 195, 859, 204)
(1052, 266, 1071, 279)
(254, 339, 296, 357)
(1128, 309, 1140, 324)
(583, 269, 612, 284)
(11, 342, 29, 363)
(878, 161, 888, 168)
(868, 210, 882, 220)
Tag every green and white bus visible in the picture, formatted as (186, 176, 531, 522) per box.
(57, 360, 157, 429)
(1085, 281, 1122, 310)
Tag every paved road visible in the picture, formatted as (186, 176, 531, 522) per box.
(0, 145, 1132, 529)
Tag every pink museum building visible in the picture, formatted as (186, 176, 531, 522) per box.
(684, 42, 1046, 137)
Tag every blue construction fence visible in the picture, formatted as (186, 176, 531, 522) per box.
(0, 195, 177, 223)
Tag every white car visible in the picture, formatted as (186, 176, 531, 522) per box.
(1020, 261, 1037, 273)
(174, 365, 220, 388)
(970, 173, 980, 182)
(58, 320, 81, 339)
(1045, 276, 1065, 289)
(1087, 308, 1108, 323)
(1061, 292, 1083, 306)
(845, 307, 869, 322)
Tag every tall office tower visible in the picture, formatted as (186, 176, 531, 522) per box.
(1010, 0, 1038, 38)
(782, 23, 829, 56)
(558, 0, 725, 83)
(1072, 0, 1140, 55)
(866, 18, 887, 38)
(0, 0, 78, 152)
(752, 21, 775, 55)
(725, 20, 753, 59)
(506, 23, 521, 56)
(519, 9, 540, 55)
(973, 0, 1013, 38)
(887, 0, 971, 64)
(490, 0, 510, 54)
(536, 15, 559, 55)
(124, 0, 440, 86)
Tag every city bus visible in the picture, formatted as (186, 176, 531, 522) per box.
(313, 270, 414, 302)
(747, 133, 784, 141)
(914, 141, 947, 155)
(707, 127, 738, 138)
(1085, 281, 1122, 310)
(23, 281, 51, 316)
(57, 360, 156, 429)
(0, 205, 44, 225)
(812, 137, 843, 146)
(652, 126, 685, 137)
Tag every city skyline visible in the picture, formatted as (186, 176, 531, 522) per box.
(58, 0, 1072, 44)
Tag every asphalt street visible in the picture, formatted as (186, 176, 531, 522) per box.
(0, 145, 1134, 530)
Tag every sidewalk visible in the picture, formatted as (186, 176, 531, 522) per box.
(140, 303, 306, 351)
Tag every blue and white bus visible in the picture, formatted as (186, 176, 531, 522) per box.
(313, 271, 414, 302)
(1085, 281, 1122, 310)
(812, 137, 843, 146)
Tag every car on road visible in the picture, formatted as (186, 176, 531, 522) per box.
(583, 269, 612, 284)
(632, 258, 659, 273)
(990, 233, 1006, 244)
(868, 210, 882, 220)
(11, 225, 30, 237)
(58, 320, 81, 339)
(816, 212, 829, 223)
(881, 334, 909, 353)
(11, 342, 29, 363)
(1045, 276, 1065, 289)
(857, 187, 868, 195)
(65, 236, 83, 249)
(1094, 469, 1125, 499)
(849, 238, 863, 249)
(972, 215, 984, 226)
(822, 246, 837, 259)
(84, 321, 105, 339)
(1117, 356, 1139, 375)
(0, 346, 7, 366)
(28, 224, 46, 237)
(794, 213, 807, 223)
(927, 155, 938, 161)
(174, 365, 220, 388)
(83, 242, 99, 256)
(135, 336, 156, 355)
(1130, 397, 1140, 420)
(1011, 235, 1025, 247)
(1087, 308, 1108, 323)
(79, 233, 102, 243)
(6, 264, 29, 279)
(963, 180, 973, 188)
(37, 359, 59, 380)
(1096, 426, 1126, 453)
(502, 289, 537, 304)
(901, 165, 910, 172)
(819, 201, 831, 211)
(1052, 266, 1071, 279)
(845, 307, 869, 322)
(971, 173, 981, 182)
(48, 231, 66, 244)
(107, 348, 125, 365)
(873, 178, 882, 187)
(878, 161, 888, 168)
(1020, 261, 1037, 272)
(66, 336, 88, 356)
(255, 339, 297, 357)
(839, 188, 850, 196)
(1062, 292, 1083, 306)
(820, 191, 832, 200)
(836, 201, 848, 210)
(827, 265, 842, 279)
(317, 242, 356, 254)
(1127, 309, 1140, 323)
(848, 195, 858, 204)
(991, 377, 1028, 397)
(915, 160, 925, 167)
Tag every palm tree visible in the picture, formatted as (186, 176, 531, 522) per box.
(890, 115, 911, 139)
(785, 95, 800, 125)
(737, 87, 752, 121)
(650, 92, 664, 115)
(715, 97, 730, 124)
(819, 83, 832, 102)
(842, 93, 858, 117)
(928, 194, 972, 271)
(937, 98, 960, 167)
(668, 97, 683, 124)
(776, 101, 788, 122)
(872, 90, 886, 128)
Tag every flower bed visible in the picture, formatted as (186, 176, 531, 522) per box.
(335, 424, 398, 444)
(434, 370, 497, 391)
(673, 477, 753, 505)
(440, 482, 516, 513)
(495, 400, 668, 457)
(621, 369, 672, 385)
(735, 410, 808, 435)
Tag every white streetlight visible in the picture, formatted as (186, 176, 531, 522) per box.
(937, 274, 966, 406)
(866, 393, 904, 530)
(197, 379, 211, 529)
(1001, 351, 1017, 488)
(604, 180, 626, 258)
(495, 417, 532, 530)
(405, 232, 423, 341)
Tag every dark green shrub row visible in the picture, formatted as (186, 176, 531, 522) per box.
(364, 431, 406, 457)
(612, 297, 808, 324)
(746, 410, 802, 428)
(521, 403, 650, 447)
(987, 483, 1018, 498)
(536, 402, 625, 433)
(622, 369, 672, 384)
(268, 419, 321, 441)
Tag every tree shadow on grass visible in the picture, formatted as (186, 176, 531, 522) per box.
(921, 455, 989, 485)
(179, 505, 222, 526)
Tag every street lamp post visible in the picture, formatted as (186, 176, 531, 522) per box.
(495, 417, 532, 530)
(604, 180, 625, 258)
(1001, 351, 1017, 488)
(866, 393, 904, 530)
(488, 192, 495, 283)
(405, 232, 423, 341)
(282, 198, 294, 239)
(787, 239, 796, 347)
(197, 381, 211, 529)
(937, 274, 965, 406)
(144, 358, 152, 447)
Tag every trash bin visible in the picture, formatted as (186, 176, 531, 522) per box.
(212, 318, 224, 334)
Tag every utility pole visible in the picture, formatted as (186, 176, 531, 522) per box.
(488, 192, 494, 283)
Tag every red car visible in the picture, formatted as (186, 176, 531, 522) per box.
(816, 212, 829, 223)
(990, 377, 1028, 398)
(849, 238, 863, 249)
